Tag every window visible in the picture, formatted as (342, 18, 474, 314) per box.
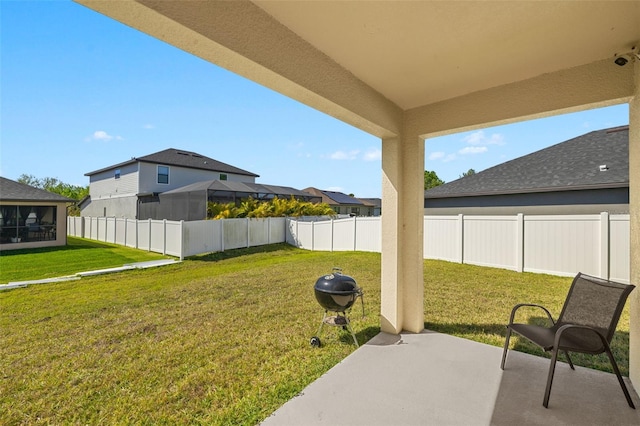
(157, 165, 169, 184)
(220, 173, 228, 181)
(0, 205, 58, 243)
(115, 169, 121, 179)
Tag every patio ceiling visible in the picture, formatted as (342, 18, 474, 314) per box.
(255, 1, 640, 110)
(77, 0, 640, 137)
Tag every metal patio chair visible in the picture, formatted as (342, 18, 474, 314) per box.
(500, 272, 636, 409)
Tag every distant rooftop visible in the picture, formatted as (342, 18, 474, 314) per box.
(0, 177, 74, 202)
(425, 126, 629, 199)
(85, 148, 259, 178)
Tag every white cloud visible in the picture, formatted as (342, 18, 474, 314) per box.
(363, 148, 381, 161)
(443, 154, 457, 162)
(85, 130, 122, 142)
(325, 186, 344, 192)
(459, 146, 488, 155)
(428, 151, 445, 160)
(143, 124, 155, 129)
(330, 149, 360, 160)
(462, 130, 504, 146)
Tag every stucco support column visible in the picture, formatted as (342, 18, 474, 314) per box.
(629, 60, 640, 388)
(381, 134, 425, 334)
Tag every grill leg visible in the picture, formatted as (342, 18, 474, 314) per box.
(316, 311, 327, 337)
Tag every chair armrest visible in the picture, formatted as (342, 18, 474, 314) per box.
(508, 303, 555, 326)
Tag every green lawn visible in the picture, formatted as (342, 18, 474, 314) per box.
(0, 243, 631, 424)
(0, 236, 171, 283)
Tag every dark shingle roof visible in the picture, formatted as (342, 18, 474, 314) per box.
(85, 148, 259, 177)
(0, 177, 74, 202)
(161, 180, 314, 199)
(425, 126, 629, 199)
(303, 188, 364, 205)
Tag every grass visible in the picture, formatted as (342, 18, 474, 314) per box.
(0, 242, 632, 424)
(0, 237, 171, 283)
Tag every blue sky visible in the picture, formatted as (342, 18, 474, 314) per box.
(1, 1, 630, 198)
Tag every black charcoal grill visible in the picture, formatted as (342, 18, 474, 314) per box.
(310, 268, 364, 347)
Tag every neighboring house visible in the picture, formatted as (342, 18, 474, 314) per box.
(303, 187, 376, 216)
(358, 198, 382, 216)
(425, 126, 629, 215)
(81, 148, 259, 219)
(0, 177, 73, 250)
(154, 180, 322, 221)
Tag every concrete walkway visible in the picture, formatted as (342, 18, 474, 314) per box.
(0, 259, 179, 290)
(262, 331, 640, 426)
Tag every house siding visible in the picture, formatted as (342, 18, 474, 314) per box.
(137, 162, 255, 194)
(89, 163, 139, 199)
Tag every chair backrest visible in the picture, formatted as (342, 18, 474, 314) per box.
(558, 273, 635, 343)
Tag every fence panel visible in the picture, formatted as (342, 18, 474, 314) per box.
(609, 214, 630, 283)
(182, 220, 222, 257)
(137, 220, 150, 251)
(295, 221, 314, 250)
(313, 220, 333, 251)
(249, 218, 269, 246)
(224, 218, 249, 250)
(150, 220, 166, 253)
(164, 220, 182, 257)
(114, 218, 127, 245)
(332, 218, 355, 251)
(524, 215, 600, 277)
(424, 216, 461, 262)
(355, 217, 380, 252)
(269, 218, 286, 244)
(464, 216, 519, 271)
(124, 219, 137, 248)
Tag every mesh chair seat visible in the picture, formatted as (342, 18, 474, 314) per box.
(501, 272, 636, 409)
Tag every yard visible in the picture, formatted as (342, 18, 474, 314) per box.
(0, 240, 631, 424)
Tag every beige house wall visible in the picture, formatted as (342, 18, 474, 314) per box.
(629, 61, 639, 386)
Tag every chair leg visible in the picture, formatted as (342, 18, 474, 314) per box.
(563, 351, 575, 370)
(543, 349, 560, 408)
(603, 344, 636, 409)
(501, 327, 512, 370)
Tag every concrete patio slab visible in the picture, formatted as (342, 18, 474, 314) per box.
(262, 330, 640, 426)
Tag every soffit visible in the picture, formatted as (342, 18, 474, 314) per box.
(253, 1, 640, 110)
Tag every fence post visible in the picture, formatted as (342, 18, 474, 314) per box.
(600, 212, 610, 280)
(267, 217, 271, 244)
(247, 218, 250, 248)
(311, 220, 315, 250)
(163, 219, 167, 255)
(457, 214, 464, 264)
(148, 218, 152, 252)
(221, 219, 225, 252)
(516, 213, 524, 272)
(330, 217, 334, 252)
(180, 220, 184, 261)
(353, 216, 357, 251)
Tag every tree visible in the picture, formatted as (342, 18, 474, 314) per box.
(17, 174, 89, 216)
(459, 168, 476, 178)
(207, 196, 335, 219)
(424, 170, 444, 189)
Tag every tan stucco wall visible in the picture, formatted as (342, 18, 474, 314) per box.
(628, 60, 639, 386)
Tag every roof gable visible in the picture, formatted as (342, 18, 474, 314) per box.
(0, 177, 74, 202)
(425, 126, 629, 199)
(85, 148, 259, 177)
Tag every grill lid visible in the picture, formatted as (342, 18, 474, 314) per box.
(314, 272, 359, 294)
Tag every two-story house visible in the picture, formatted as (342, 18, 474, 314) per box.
(81, 148, 259, 219)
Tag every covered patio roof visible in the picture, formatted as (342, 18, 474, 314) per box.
(75, 0, 640, 393)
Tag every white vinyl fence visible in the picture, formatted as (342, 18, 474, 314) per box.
(68, 217, 287, 260)
(286, 213, 631, 283)
(70, 213, 631, 282)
